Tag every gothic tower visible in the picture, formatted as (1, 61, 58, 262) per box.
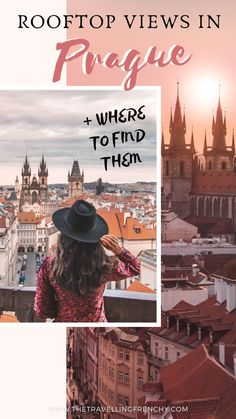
(68, 160, 84, 198)
(20, 155, 31, 208)
(96, 178, 105, 195)
(21, 155, 31, 187)
(15, 175, 20, 195)
(204, 95, 235, 170)
(38, 154, 48, 201)
(19, 155, 49, 209)
(162, 83, 195, 218)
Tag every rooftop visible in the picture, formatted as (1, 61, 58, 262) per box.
(192, 170, 236, 195)
(160, 344, 236, 419)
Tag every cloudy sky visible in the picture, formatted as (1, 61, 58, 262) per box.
(0, 90, 157, 185)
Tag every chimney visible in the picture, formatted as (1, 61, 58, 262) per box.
(216, 279, 227, 304)
(234, 352, 236, 377)
(219, 342, 225, 366)
(226, 283, 236, 313)
(192, 264, 200, 276)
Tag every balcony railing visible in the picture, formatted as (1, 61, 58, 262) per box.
(0, 287, 156, 322)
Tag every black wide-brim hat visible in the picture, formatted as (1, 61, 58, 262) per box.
(52, 199, 108, 243)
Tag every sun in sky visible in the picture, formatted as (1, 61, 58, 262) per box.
(191, 76, 222, 109)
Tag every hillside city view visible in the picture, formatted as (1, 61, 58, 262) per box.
(0, 156, 156, 322)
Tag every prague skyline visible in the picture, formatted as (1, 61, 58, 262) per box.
(0, 90, 156, 184)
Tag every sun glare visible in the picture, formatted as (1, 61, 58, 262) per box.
(193, 77, 220, 109)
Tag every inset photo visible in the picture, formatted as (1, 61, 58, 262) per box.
(0, 88, 159, 324)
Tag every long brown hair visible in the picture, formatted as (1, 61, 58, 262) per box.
(52, 233, 112, 296)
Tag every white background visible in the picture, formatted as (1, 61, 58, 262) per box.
(1, 4, 67, 418)
(1, 0, 66, 87)
(0, 326, 66, 419)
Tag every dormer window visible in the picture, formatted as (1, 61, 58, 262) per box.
(167, 316, 170, 328)
(187, 323, 191, 336)
(134, 227, 141, 233)
(176, 319, 180, 332)
(198, 327, 202, 341)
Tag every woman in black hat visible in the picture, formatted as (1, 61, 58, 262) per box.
(34, 200, 140, 322)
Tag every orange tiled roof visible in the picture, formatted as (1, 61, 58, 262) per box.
(122, 217, 156, 240)
(18, 211, 43, 224)
(97, 209, 156, 240)
(192, 170, 236, 194)
(127, 280, 155, 294)
(160, 344, 236, 419)
(0, 314, 19, 322)
(97, 209, 123, 237)
(60, 194, 89, 208)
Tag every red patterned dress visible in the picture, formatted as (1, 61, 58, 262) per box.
(34, 249, 140, 322)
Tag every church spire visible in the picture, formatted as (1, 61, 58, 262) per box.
(169, 107, 173, 134)
(190, 128, 195, 153)
(22, 154, 31, 176)
(203, 130, 207, 155)
(212, 94, 227, 151)
(232, 129, 235, 155)
(169, 82, 186, 150)
(162, 129, 165, 153)
(38, 154, 48, 177)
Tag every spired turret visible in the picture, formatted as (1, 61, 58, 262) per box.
(38, 154, 49, 188)
(204, 92, 234, 171)
(21, 155, 31, 186)
(162, 83, 195, 218)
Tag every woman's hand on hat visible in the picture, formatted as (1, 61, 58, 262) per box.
(100, 234, 123, 255)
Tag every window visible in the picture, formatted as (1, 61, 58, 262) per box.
(164, 346, 169, 361)
(176, 351, 181, 360)
(221, 161, 227, 170)
(109, 367, 114, 381)
(187, 323, 191, 336)
(137, 377, 143, 389)
(118, 395, 123, 406)
(138, 354, 143, 365)
(125, 352, 130, 361)
(198, 327, 202, 341)
(165, 160, 169, 176)
(118, 371, 124, 382)
(155, 343, 159, 358)
(124, 373, 129, 384)
(179, 161, 185, 177)
(124, 397, 129, 407)
(208, 161, 212, 170)
(118, 350, 124, 360)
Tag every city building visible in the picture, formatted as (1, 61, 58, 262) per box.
(0, 203, 18, 286)
(161, 210, 198, 242)
(162, 85, 236, 241)
(19, 155, 48, 210)
(68, 160, 84, 198)
(17, 211, 47, 252)
(139, 344, 236, 419)
(162, 83, 196, 218)
(98, 328, 149, 418)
